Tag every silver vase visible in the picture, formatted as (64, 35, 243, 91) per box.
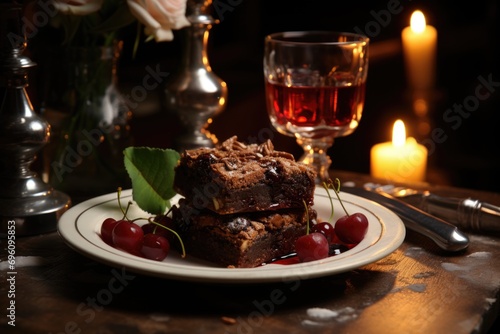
(40, 42, 133, 202)
(162, 0, 228, 151)
(0, 1, 71, 236)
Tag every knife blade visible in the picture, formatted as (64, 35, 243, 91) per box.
(341, 186, 470, 252)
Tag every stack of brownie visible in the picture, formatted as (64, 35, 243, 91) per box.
(171, 136, 317, 268)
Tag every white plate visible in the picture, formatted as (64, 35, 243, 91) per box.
(58, 188, 405, 283)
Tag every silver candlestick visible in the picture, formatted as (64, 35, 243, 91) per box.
(162, 0, 227, 150)
(0, 1, 71, 236)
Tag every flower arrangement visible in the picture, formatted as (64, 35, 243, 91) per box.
(30, 0, 191, 199)
(49, 0, 190, 48)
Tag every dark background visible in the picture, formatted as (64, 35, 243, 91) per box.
(28, 0, 500, 193)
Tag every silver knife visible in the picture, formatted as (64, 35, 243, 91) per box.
(342, 186, 470, 252)
(366, 183, 500, 233)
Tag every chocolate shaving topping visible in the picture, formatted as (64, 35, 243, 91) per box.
(218, 136, 275, 156)
(219, 136, 236, 151)
(222, 157, 239, 170)
(257, 139, 274, 156)
(220, 136, 247, 151)
(270, 151, 294, 160)
(233, 140, 247, 150)
(205, 136, 296, 172)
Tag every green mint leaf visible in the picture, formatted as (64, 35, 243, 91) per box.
(123, 147, 180, 215)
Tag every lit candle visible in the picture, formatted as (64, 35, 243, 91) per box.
(401, 10, 437, 91)
(370, 120, 428, 182)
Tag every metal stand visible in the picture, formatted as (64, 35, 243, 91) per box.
(162, 0, 227, 151)
(0, 1, 71, 236)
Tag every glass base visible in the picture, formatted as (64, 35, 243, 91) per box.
(296, 137, 334, 184)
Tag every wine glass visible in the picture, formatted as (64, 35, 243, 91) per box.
(264, 31, 369, 183)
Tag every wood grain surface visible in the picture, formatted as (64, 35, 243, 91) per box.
(1, 170, 499, 334)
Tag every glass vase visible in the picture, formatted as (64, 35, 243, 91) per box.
(40, 41, 132, 202)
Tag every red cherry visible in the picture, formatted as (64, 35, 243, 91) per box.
(141, 234, 170, 261)
(101, 218, 118, 245)
(334, 212, 369, 244)
(311, 222, 337, 244)
(142, 215, 175, 240)
(141, 223, 169, 238)
(295, 232, 329, 262)
(112, 220, 144, 254)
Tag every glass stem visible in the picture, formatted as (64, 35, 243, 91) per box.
(296, 137, 334, 184)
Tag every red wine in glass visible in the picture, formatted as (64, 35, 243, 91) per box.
(263, 31, 369, 183)
(266, 82, 365, 139)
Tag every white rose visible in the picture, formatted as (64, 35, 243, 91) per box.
(127, 0, 190, 42)
(52, 0, 104, 16)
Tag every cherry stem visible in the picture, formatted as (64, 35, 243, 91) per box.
(148, 217, 186, 258)
(116, 187, 132, 220)
(322, 181, 335, 223)
(331, 178, 349, 216)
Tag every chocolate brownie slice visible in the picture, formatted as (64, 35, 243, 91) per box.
(171, 198, 317, 268)
(173, 136, 316, 215)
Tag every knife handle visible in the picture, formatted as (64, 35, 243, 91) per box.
(421, 194, 500, 232)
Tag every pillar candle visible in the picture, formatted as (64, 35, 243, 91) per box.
(401, 10, 437, 91)
(370, 120, 428, 182)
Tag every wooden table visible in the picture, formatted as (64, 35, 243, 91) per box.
(1, 170, 499, 334)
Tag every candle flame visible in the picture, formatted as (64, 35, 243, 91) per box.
(392, 120, 406, 148)
(410, 10, 426, 33)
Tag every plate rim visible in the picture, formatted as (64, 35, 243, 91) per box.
(57, 188, 406, 284)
